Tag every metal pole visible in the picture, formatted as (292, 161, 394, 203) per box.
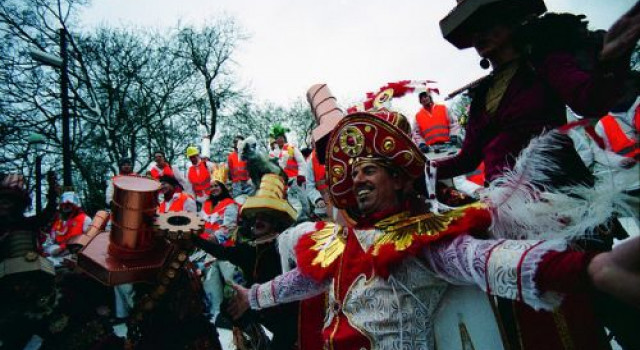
(35, 154, 42, 214)
(59, 28, 72, 188)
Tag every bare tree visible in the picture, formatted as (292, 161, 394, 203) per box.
(175, 18, 246, 140)
(0, 0, 246, 212)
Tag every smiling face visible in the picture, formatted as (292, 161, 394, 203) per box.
(351, 162, 403, 216)
(252, 213, 276, 237)
(211, 181, 223, 197)
(160, 181, 175, 196)
(189, 155, 199, 165)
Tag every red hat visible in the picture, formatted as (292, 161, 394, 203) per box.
(325, 111, 425, 209)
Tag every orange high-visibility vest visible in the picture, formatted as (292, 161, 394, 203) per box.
(601, 114, 640, 159)
(201, 197, 237, 242)
(149, 164, 174, 180)
(280, 144, 299, 178)
(310, 150, 327, 191)
(416, 104, 450, 145)
(466, 162, 486, 186)
(188, 161, 212, 197)
(158, 192, 192, 213)
(228, 151, 249, 182)
(51, 212, 88, 249)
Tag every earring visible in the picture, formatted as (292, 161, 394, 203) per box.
(480, 58, 490, 69)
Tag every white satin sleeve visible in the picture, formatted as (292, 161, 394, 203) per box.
(249, 268, 329, 310)
(423, 235, 568, 311)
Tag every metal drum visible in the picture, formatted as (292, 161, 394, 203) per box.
(109, 175, 160, 259)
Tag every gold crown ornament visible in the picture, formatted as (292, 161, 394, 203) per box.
(210, 163, 229, 185)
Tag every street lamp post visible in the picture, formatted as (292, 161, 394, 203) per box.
(29, 28, 72, 189)
(28, 133, 46, 214)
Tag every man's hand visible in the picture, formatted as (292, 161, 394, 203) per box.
(589, 236, 640, 309)
(227, 284, 250, 320)
(600, 1, 640, 62)
(315, 199, 327, 209)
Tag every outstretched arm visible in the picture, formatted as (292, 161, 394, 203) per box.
(249, 268, 328, 309)
(227, 267, 329, 320)
(423, 235, 569, 311)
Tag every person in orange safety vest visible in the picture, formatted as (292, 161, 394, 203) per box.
(186, 145, 215, 206)
(158, 175, 196, 214)
(595, 96, 640, 160)
(228, 135, 253, 197)
(270, 124, 307, 183)
(200, 180, 238, 245)
(148, 150, 175, 180)
(48, 191, 91, 256)
(413, 91, 458, 148)
(269, 124, 310, 219)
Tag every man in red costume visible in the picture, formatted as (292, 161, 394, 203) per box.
(227, 108, 640, 349)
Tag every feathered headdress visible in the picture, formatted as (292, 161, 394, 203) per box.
(347, 80, 438, 113)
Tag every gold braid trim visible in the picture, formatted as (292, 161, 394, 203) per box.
(372, 203, 485, 255)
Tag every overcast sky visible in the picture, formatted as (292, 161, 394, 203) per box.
(78, 0, 635, 116)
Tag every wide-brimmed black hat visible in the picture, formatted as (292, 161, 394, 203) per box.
(440, 0, 546, 49)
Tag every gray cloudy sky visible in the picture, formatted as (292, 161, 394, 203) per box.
(79, 0, 635, 115)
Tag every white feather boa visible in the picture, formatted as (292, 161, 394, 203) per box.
(483, 129, 638, 240)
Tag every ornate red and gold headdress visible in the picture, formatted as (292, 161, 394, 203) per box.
(325, 111, 425, 209)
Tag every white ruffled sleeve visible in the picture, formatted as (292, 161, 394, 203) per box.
(423, 235, 567, 311)
(249, 268, 329, 310)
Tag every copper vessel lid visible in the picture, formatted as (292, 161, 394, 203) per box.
(113, 175, 159, 193)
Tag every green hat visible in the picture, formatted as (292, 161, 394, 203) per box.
(269, 124, 290, 139)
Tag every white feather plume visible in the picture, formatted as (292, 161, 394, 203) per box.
(484, 129, 638, 241)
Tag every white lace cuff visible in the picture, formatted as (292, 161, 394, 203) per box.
(425, 235, 568, 311)
(485, 239, 567, 311)
(249, 268, 329, 310)
(518, 240, 567, 311)
(250, 281, 276, 310)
